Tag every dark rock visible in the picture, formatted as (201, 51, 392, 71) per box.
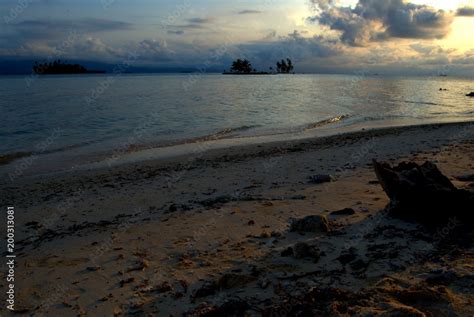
(281, 247, 294, 257)
(155, 281, 173, 293)
(456, 174, 474, 182)
(217, 273, 257, 290)
(308, 174, 332, 184)
(330, 208, 356, 216)
(293, 242, 320, 261)
(373, 160, 474, 225)
(424, 270, 458, 285)
(349, 259, 368, 272)
(193, 281, 218, 299)
(187, 299, 249, 317)
(270, 231, 282, 238)
(466, 92, 474, 97)
(168, 203, 191, 212)
(337, 248, 358, 265)
(119, 277, 135, 287)
(290, 215, 330, 233)
(201, 195, 233, 207)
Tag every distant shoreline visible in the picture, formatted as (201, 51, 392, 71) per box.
(34, 70, 106, 75)
(222, 72, 276, 75)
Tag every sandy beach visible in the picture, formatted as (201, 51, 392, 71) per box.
(1, 121, 474, 316)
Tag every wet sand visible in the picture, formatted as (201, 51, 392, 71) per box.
(1, 121, 473, 316)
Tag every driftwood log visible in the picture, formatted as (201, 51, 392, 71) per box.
(373, 160, 473, 225)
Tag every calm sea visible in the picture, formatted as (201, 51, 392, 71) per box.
(1, 73, 473, 175)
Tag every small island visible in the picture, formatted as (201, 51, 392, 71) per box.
(223, 58, 294, 75)
(33, 59, 105, 74)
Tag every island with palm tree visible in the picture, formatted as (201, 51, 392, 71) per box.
(32, 59, 105, 74)
(223, 58, 294, 75)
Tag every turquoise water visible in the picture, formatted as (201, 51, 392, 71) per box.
(1, 73, 473, 159)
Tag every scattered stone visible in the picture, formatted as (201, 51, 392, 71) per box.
(126, 259, 149, 272)
(193, 273, 257, 299)
(308, 174, 332, 184)
(281, 247, 294, 257)
(330, 208, 355, 216)
(217, 273, 257, 290)
(270, 231, 282, 238)
(337, 248, 358, 265)
(119, 277, 135, 287)
(25, 221, 40, 228)
(349, 259, 368, 272)
(113, 307, 123, 316)
(290, 215, 330, 233)
(188, 299, 250, 316)
(155, 281, 173, 293)
(248, 220, 255, 226)
(193, 281, 218, 299)
(293, 242, 320, 261)
(86, 266, 101, 272)
(260, 231, 270, 238)
(456, 174, 474, 182)
(259, 279, 271, 289)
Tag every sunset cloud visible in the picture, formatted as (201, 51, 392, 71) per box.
(309, 0, 454, 46)
(456, 6, 474, 17)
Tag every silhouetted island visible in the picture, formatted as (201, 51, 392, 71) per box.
(33, 60, 105, 74)
(223, 58, 294, 75)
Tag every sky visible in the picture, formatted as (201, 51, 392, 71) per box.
(1, 0, 474, 75)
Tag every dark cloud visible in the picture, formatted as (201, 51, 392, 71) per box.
(309, 0, 453, 46)
(2, 18, 132, 42)
(166, 24, 205, 31)
(238, 10, 262, 15)
(236, 30, 340, 70)
(187, 17, 215, 24)
(456, 7, 474, 17)
(167, 30, 184, 35)
(165, 17, 214, 33)
(14, 18, 131, 33)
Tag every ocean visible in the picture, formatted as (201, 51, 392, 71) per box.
(1, 73, 473, 175)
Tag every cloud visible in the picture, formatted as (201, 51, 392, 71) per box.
(165, 17, 215, 33)
(456, 6, 474, 17)
(309, 0, 454, 46)
(167, 30, 184, 35)
(238, 10, 262, 15)
(13, 18, 131, 35)
(187, 17, 215, 24)
(1, 18, 133, 45)
(235, 30, 340, 70)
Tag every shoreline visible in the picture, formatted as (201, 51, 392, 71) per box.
(2, 119, 474, 183)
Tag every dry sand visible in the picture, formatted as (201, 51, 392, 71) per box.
(1, 121, 473, 316)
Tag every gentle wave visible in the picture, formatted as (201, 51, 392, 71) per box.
(112, 125, 261, 155)
(303, 114, 351, 131)
(0, 151, 33, 165)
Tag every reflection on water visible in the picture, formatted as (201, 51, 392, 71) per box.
(0, 74, 473, 156)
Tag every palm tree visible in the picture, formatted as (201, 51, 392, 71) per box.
(286, 58, 294, 73)
(230, 59, 253, 73)
(276, 58, 294, 73)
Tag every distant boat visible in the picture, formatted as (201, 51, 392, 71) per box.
(439, 74, 448, 77)
(33, 60, 105, 74)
